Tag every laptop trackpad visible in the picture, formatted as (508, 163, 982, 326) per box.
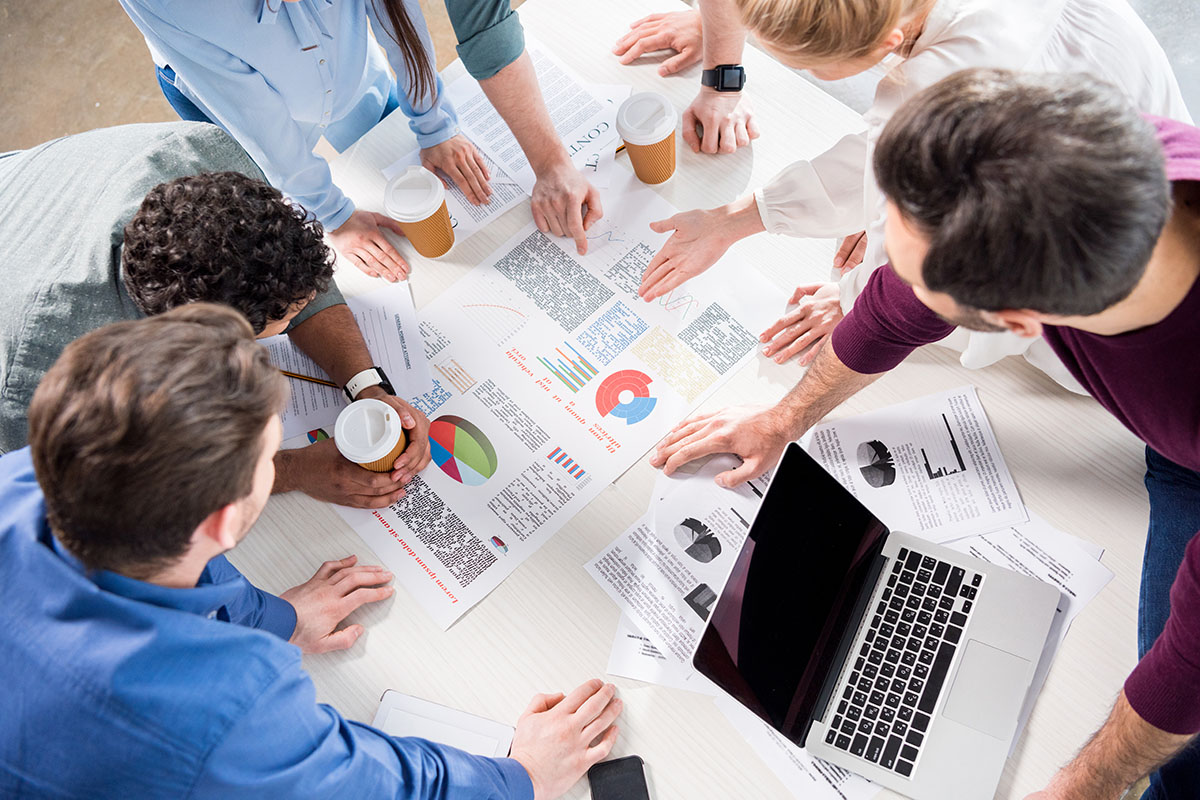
(942, 640, 1030, 740)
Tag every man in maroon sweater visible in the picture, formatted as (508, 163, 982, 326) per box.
(653, 69, 1200, 799)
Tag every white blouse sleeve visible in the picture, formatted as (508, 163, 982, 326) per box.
(753, 131, 871, 239)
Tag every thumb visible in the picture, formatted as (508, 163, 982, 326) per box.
(648, 215, 678, 233)
(716, 457, 761, 489)
(524, 692, 565, 716)
(373, 213, 406, 237)
(317, 624, 364, 654)
(659, 51, 690, 76)
(790, 282, 826, 304)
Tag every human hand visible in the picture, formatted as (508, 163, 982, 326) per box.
(638, 207, 742, 301)
(759, 282, 843, 365)
(420, 134, 493, 206)
(682, 89, 760, 154)
(356, 386, 431, 481)
(834, 230, 867, 274)
(328, 209, 409, 282)
(612, 10, 703, 76)
(531, 159, 603, 255)
(650, 404, 790, 486)
(509, 679, 622, 800)
(281, 555, 394, 654)
(275, 437, 409, 508)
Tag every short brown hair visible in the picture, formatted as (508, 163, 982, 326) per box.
(28, 304, 286, 575)
(873, 69, 1168, 315)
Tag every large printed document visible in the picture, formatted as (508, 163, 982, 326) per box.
(263, 284, 432, 440)
(804, 386, 1027, 543)
(334, 170, 778, 628)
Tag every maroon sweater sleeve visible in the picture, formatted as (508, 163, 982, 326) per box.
(1125, 532, 1200, 734)
(831, 266, 956, 373)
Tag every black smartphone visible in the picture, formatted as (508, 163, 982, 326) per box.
(587, 755, 650, 800)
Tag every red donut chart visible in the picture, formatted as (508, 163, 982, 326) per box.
(595, 369, 657, 424)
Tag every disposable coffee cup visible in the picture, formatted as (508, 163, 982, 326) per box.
(383, 165, 454, 258)
(334, 398, 408, 472)
(616, 92, 677, 185)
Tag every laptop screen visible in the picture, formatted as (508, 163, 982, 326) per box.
(692, 443, 888, 744)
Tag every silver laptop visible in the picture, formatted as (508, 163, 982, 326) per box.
(693, 443, 1058, 799)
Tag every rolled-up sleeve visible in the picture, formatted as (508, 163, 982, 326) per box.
(1125, 532, 1200, 735)
(443, 0, 525, 80)
(286, 284, 346, 332)
(831, 266, 955, 374)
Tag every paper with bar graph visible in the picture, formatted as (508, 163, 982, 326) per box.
(333, 167, 780, 628)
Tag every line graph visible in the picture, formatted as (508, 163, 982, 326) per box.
(458, 278, 531, 345)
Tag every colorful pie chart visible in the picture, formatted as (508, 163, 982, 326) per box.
(428, 415, 498, 486)
(595, 369, 657, 425)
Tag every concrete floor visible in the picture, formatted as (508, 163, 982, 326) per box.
(0, 0, 1194, 150)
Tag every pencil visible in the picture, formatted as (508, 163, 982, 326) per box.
(279, 369, 339, 389)
(616, 144, 626, 154)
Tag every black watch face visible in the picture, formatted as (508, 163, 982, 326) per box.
(720, 68, 743, 90)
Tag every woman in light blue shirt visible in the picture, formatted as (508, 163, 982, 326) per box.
(120, 0, 494, 282)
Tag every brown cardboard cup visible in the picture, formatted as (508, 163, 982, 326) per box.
(384, 166, 455, 258)
(334, 398, 409, 473)
(617, 92, 677, 185)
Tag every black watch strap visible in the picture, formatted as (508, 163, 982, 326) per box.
(701, 64, 746, 92)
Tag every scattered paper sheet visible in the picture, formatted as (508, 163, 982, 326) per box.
(947, 513, 1113, 748)
(803, 386, 1027, 543)
(586, 454, 769, 664)
(447, 40, 622, 194)
(262, 284, 432, 439)
(715, 694, 878, 800)
(334, 170, 779, 628)
(607, 613, 719, 695)
(580, 84, 633, 190)
(381, 139, 526, 244)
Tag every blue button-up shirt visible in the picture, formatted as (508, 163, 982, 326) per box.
(0, 448, 534, 799)
(118, 0, 476, 230)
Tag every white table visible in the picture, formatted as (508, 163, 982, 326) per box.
(231, 1, 1152, 796)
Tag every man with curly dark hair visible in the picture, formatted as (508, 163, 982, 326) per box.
(0, 121, 430, 508)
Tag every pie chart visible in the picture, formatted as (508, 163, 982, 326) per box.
(429, 415, 498, 486)
(857, 440, 897, 488)
(595, 369, 657, 425)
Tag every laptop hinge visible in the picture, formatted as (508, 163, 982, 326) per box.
(802, 551, 888, 744)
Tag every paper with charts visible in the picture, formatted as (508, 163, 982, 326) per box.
(333, 169, 779, 628)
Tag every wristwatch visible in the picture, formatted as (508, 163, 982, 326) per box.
(701, 64, 746, 92)
(343, 366, 396, 401)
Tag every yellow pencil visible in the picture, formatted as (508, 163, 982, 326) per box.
(279, 369, 339, 389)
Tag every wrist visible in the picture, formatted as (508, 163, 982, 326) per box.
(272, 449, 299, 495)
(356, 384, 391, 401)
(719, 195, 767, 242)
(528, 147, 573, 178)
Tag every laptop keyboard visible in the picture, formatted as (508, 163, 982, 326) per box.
(823, 547, 983, 778)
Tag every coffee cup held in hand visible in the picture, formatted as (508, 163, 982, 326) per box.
(384, 165, 454, 258)
(616, 92, 677, 185)
(334, 398, 408, 472)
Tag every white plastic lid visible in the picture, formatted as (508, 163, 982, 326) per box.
(615, 92, 677, 146)
(334, 398, 405, 463)
(383, 166, 446, 223)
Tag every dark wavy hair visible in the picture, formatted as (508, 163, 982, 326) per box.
(122, 172, 335, 333)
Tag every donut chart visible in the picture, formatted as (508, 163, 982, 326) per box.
(429, 415, 498, 486)
(595, 369, 657, 425)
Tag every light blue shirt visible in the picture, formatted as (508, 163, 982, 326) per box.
(0, 448, 535, 799)
(119, 0, 462, 230)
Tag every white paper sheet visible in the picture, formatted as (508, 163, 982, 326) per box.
(262, 284, 432, 440)
(607, 613, 719, 695)
(381, 138, 526, 244)
(803, 386, 1027, 543)
(715, 694, 879, 800)
(947, 513, 1113, 747)
(579, 84, 633, 190)
(446, 40, 621, 194)
(333, 169, 779, 628)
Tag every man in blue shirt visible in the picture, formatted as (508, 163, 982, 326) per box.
(0, 303, 622, 798)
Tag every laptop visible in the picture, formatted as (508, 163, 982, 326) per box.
(693, 443, 1058, 799)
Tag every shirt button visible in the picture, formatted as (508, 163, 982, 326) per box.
(326, 89, 332, 94)
(319, 58, 326, 65)
(324, 111, 330, 117)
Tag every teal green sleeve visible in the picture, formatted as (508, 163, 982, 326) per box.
(285, 283, 345, 332)
(443, 0, 525, 80)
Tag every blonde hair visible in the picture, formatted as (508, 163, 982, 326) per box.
(735, 0, 931, 62)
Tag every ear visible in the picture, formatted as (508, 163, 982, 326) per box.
(875, 27, 905, 57)
(988, 310, 1045, 339)
(193, 502, 242, 553)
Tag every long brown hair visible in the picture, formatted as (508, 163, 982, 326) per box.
(373, 0, 437, 104)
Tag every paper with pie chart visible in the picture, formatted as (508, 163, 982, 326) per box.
(333, 166, 780, 628)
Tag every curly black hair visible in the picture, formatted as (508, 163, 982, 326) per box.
(122, 172, 335, 333)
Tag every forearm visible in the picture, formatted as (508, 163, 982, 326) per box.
(285, 304, 373, 387)
(774, 339, 882, 437)
(699, 0, 747, 67)
(719, 193, 767, 242)
(478, 51, 570, 174)
(1044, 691, 1193, 799)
